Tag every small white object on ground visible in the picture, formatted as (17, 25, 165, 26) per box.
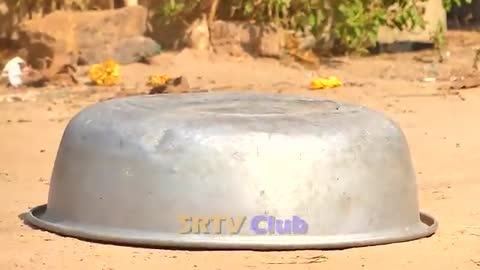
(423, 77, 437, 83)
(1, 57, 26, 87)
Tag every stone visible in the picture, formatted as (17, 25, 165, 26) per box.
(111, 36, 161, 65)
(185, 14, 211, 51)
(148, 76, 190, 94)
(209, 20, 283, 58)
(18, 6, 149, 68)
(257, 27, 283, 58)
(209, 20, 251, 57)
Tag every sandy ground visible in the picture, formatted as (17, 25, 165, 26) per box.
(1, 31, 480, 269)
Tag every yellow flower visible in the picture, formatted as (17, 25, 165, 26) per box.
(310, 76, 342, 89)
(88, 64, 104, 83)
(88, 59, 120, 86)
(147, 74, 171, 87)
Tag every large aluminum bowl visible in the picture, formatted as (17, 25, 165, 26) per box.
(26, 91, 437, 250)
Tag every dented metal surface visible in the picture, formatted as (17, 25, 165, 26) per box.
(26, 91, 437, 250)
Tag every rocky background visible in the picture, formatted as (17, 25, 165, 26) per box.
(0, 0, 460, 69)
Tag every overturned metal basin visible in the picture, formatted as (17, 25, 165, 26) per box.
(26, 91, 437, 250)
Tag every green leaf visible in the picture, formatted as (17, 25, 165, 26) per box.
(244, 1, 254, 14)
(308, 12, 316, 27)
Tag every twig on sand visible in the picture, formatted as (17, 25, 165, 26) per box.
(263, 255, 327, 265)
(384, 91, 466, 101)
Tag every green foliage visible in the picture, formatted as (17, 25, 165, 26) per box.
(334, 0, 386, 53)
(154, 0, 203, 24)
(442, 0, 472, 11)
(10, 0, 90, 11)
(332, 0, 426, 53)
(152, 0, 428, 54)
(8, 0, 431, 55)
(430, 20, 447, 62)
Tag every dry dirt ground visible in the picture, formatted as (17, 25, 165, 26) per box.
(1, 30, 480, 270)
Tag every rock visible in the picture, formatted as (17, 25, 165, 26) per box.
(185, 14, 211, 51)
(209, 20, 284, 58)
(209, 20, 253, 57)
(18, 6, 149, 67)
(257, 27, 283, 58)
(111, 36, 161, 65)
(148, 76, 190, 94)
(164, 76, 190, 93)
(297, 33, 317, 51)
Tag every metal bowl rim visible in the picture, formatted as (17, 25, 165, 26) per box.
(25, 204, 438, 250)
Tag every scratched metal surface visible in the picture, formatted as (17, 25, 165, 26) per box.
(26, 91, 437, 250)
